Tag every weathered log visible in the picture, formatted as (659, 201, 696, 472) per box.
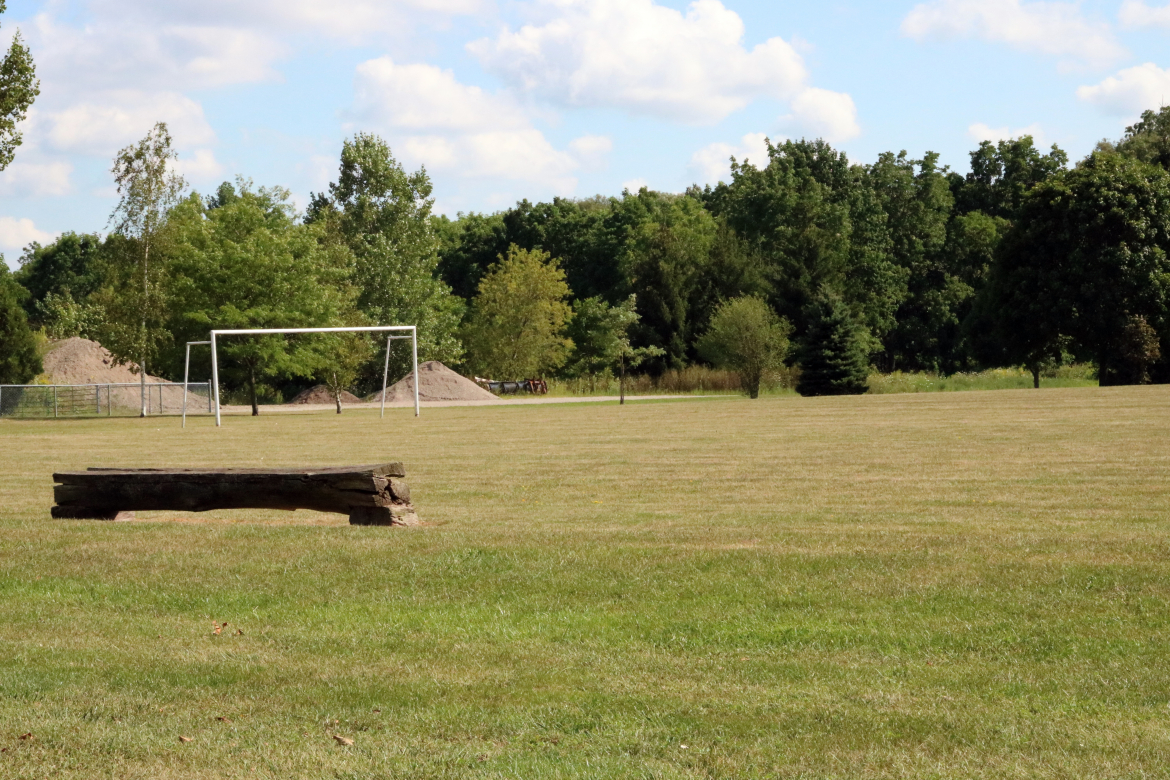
(51, 464, 416, 526)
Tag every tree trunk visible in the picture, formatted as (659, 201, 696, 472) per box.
(140, 242, 149, 418)
(1031, 364, 1040, 389)
(749, 372, 760, 399)
(140, 358, 147, 417)
(333, 372, 342, 414)
(620, 354, 626, 405)
(249, 366, 259, 416)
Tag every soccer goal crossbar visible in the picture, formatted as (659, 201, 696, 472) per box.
(183, 325, 419, 428)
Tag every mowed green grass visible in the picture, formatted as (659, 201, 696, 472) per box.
(1, 388, 1169, 779)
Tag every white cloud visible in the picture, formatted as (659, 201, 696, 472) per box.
(351, 57, 578, 192)
(173, 149, 225, 183)
(0, 160, 73, 197)
(468, 0, 808, 123)
(39, 91, 216, 156)
(1077, 63, 1170, 115)
(901, 0, 1127, 67)
(0, 217, 57, 254)
(568, 135, 612, 171)
(1120, 1, 1170, 29)
(89, 0, 487, 45)
(689, 132, 770, 184)
(788, 88, 861, 142)
(622, 178, 650, 193)
(27, 13, 285, 94)
(968, 122, 1047, 144)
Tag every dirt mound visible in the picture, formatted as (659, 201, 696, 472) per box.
(42, 337, 167, 385)
(289, 385, 362, 405)
(39, 337, 195, 413)
(366, 361, 498, 403)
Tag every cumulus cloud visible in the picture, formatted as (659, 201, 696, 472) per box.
(468, 0, 808, 123)
(89, 0, 487, 44)
(351, 57, 579, 192)
(788, 88, 861, 142)
(1077, 63, 1170, 115)
(26, 13, 285, 94)
(902, 0, 1127, 67)
(0, 160, 73, 197)
(689, 132, 771, 184)
(568, 135, 613, 171)
(173, 149, 225, 183)
(621, 178, 650, 193)
(1120, 1, 1170, 29)
(968, 122, 1047, 144)
(0, 216, 57, 254)
(39, 91, 216, 156)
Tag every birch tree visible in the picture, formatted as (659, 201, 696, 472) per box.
(102, 123, 186, 416)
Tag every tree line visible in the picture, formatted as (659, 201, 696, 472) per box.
(3, 106, 1170, 405)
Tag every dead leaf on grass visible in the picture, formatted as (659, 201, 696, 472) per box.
(332, 735, 354, 747)
(18, 734, 31, 741)
(216, 717, 232, 723)
(179, 736, 193, 743)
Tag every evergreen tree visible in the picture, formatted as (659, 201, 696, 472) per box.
(0, 265, 40, 384)
(795, 292, 870, 396)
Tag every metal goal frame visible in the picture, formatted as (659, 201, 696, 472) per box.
(183, 325, 419, 427)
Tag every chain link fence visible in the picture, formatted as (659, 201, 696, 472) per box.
(0, 382, 213, 418)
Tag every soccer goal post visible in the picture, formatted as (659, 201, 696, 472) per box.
(190, 325, 418, 427)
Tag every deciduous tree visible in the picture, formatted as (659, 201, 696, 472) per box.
(0, 1, 38, 172)
(165, 183, 353, 414)
(311, 134, 463, 380)
(0, 265, 40, 384)
(990, 152, 1170, 385)
(463, 246, 573, 379)
(100, 122, 186, 416)
(697, 296, 791, 399)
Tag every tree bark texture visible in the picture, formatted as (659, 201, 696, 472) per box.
(51, 464, 418, 526)
(249, 365, 259, 416)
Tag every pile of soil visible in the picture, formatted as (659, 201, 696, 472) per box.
(289, 385, 362, 405)
(366, 361, 498, 403)
(40, 337, 193, 412)
(42, 337, 167, 385)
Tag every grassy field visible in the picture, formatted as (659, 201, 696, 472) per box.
(1, 387, 1169, 778)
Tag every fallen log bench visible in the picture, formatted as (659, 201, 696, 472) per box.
(51, 463, 419, 526)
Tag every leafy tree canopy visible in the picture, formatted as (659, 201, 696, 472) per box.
(697, 295, 791, 399)
(952, 136, 1068, 219)
(0, 1, 38, 172)
(463, 245, 573, 379)
(990, 151, 1170, 385)
(0, 263, 40, 384)
(13, 233, 106, 323)
(1116, 106, 1170, 171)
(311, 134, 462, 378)
(165, 185, 355, 414)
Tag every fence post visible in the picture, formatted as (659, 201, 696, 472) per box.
(96, 385, 100, 415)
(108, 385, 112, 417)
(53, 386, 58, 418)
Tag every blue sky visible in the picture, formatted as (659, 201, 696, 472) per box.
(2, 0, 1169, 269)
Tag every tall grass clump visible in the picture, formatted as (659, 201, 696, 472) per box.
(868, 364, 1098, 393)
(548, 365, 800, 396)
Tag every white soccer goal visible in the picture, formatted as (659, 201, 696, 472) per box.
(182, 325, 418, 427)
